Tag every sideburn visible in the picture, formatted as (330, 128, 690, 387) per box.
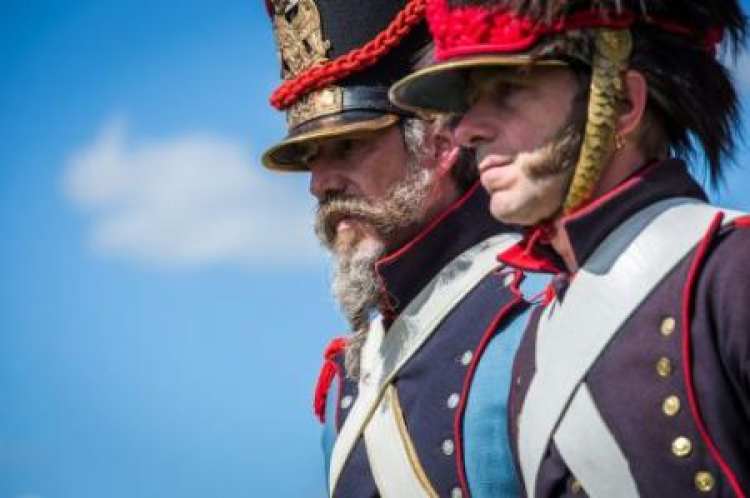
(523, 84, 589, 180)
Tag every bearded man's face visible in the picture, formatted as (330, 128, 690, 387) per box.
(307, 123, 436, 377)
(310, 124, 434, 255)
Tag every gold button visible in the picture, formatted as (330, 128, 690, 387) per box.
(657, 357, 674, 377)
(661, 317, 677, 336)
(695, 471, 715, 493)
(571, 478, 583, 494)
(663, 395, 681, 416)
(672, 436, 693, 457)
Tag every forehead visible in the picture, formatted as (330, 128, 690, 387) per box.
(313, 126, 397, 152)
(466, 65, 575, 96)
(295, 124, 405, 164)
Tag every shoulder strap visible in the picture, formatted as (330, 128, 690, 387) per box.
(518, 199, 743, 497)
(329, 232, 520, 496)
(363, 385, 439, 498)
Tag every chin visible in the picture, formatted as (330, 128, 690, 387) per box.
(489, 193, 554, 227)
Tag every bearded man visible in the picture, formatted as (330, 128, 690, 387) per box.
(392, 0, 750, 495)
(263, 0, 557, 496)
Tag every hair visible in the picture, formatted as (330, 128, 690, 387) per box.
(628, 27, 743, 185)
(401, 116, 479, 193)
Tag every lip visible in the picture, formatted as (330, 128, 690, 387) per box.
(478, 156, 513, 175)
(336, 217, 355, 233)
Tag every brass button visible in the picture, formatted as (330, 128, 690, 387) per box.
(695, 471, 715, 493)
(661, 317, 677, 337)
(663, 395, 681, 417)
(571, 478, 583, 494)
(657, 357, 674, 377)
(460, 350, 473, 366)
(672, 436, 693, 458)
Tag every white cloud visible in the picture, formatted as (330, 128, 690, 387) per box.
(63, 117, 324, 270)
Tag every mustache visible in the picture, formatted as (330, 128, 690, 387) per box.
(315, 194, 391, 247)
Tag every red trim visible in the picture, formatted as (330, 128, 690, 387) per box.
(453, 294, 524, 496)
(497, 227, 562, 274)
(541, 283, 556, 305)
(561, 160, 661, 223)
(497, 243, 560, 273)
(681, 213, 746, 498)
(732, 215, 750, 228)
(377, 182, 481, 266)
(313, 337, 348, 424)
(427, 0, 723, 63)
(374, 182, 483, 315)
(507, 268, 524, 299)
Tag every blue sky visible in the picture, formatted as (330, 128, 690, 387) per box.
(0, 1, 749, 497)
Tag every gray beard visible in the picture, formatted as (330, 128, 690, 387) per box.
(315, 164, 434, 378)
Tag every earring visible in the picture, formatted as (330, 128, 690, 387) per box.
(614, 133, 625, 151)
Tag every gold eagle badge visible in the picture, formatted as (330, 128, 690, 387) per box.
(272, 0, 331, 78)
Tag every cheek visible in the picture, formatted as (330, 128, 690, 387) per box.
(493, 123, 551, 158)
(524, 174, 568, 217)
(487, 172, 567, 224)
(367, 154, 410, 198)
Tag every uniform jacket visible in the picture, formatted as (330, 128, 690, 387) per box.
(316, 183, 549, 498)
(507, 159, 750, 497)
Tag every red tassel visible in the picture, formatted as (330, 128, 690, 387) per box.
(313, 338, 348, 424)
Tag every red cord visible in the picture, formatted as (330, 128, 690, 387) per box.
(270, 0, 427, 110)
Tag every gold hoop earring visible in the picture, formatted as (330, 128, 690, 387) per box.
(614, 133, 625, 151)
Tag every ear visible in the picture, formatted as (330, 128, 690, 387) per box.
(617, 70, 648, 136)
(430, 123, 460, 177)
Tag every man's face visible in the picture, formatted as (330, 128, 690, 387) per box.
(309, 123, 433, 256)
(305, 122, 439, 339)
(455, 66, 585, 225)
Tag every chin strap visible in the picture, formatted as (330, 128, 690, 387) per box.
(563, 29, 632, 215)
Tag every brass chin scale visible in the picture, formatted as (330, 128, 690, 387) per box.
(563, 29, 633, 215)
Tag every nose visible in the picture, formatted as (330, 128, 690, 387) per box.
(453, 104, 496, 149)
(308, 160, 347, 200)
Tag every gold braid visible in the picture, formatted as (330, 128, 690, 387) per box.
(563, 29, 632, 214)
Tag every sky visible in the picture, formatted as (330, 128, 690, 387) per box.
(0, 1, 749, 498)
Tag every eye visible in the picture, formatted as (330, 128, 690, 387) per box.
(300, 148, 318, 167)
(332, 138, 366, 161)
(489, 80, 526, 111)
